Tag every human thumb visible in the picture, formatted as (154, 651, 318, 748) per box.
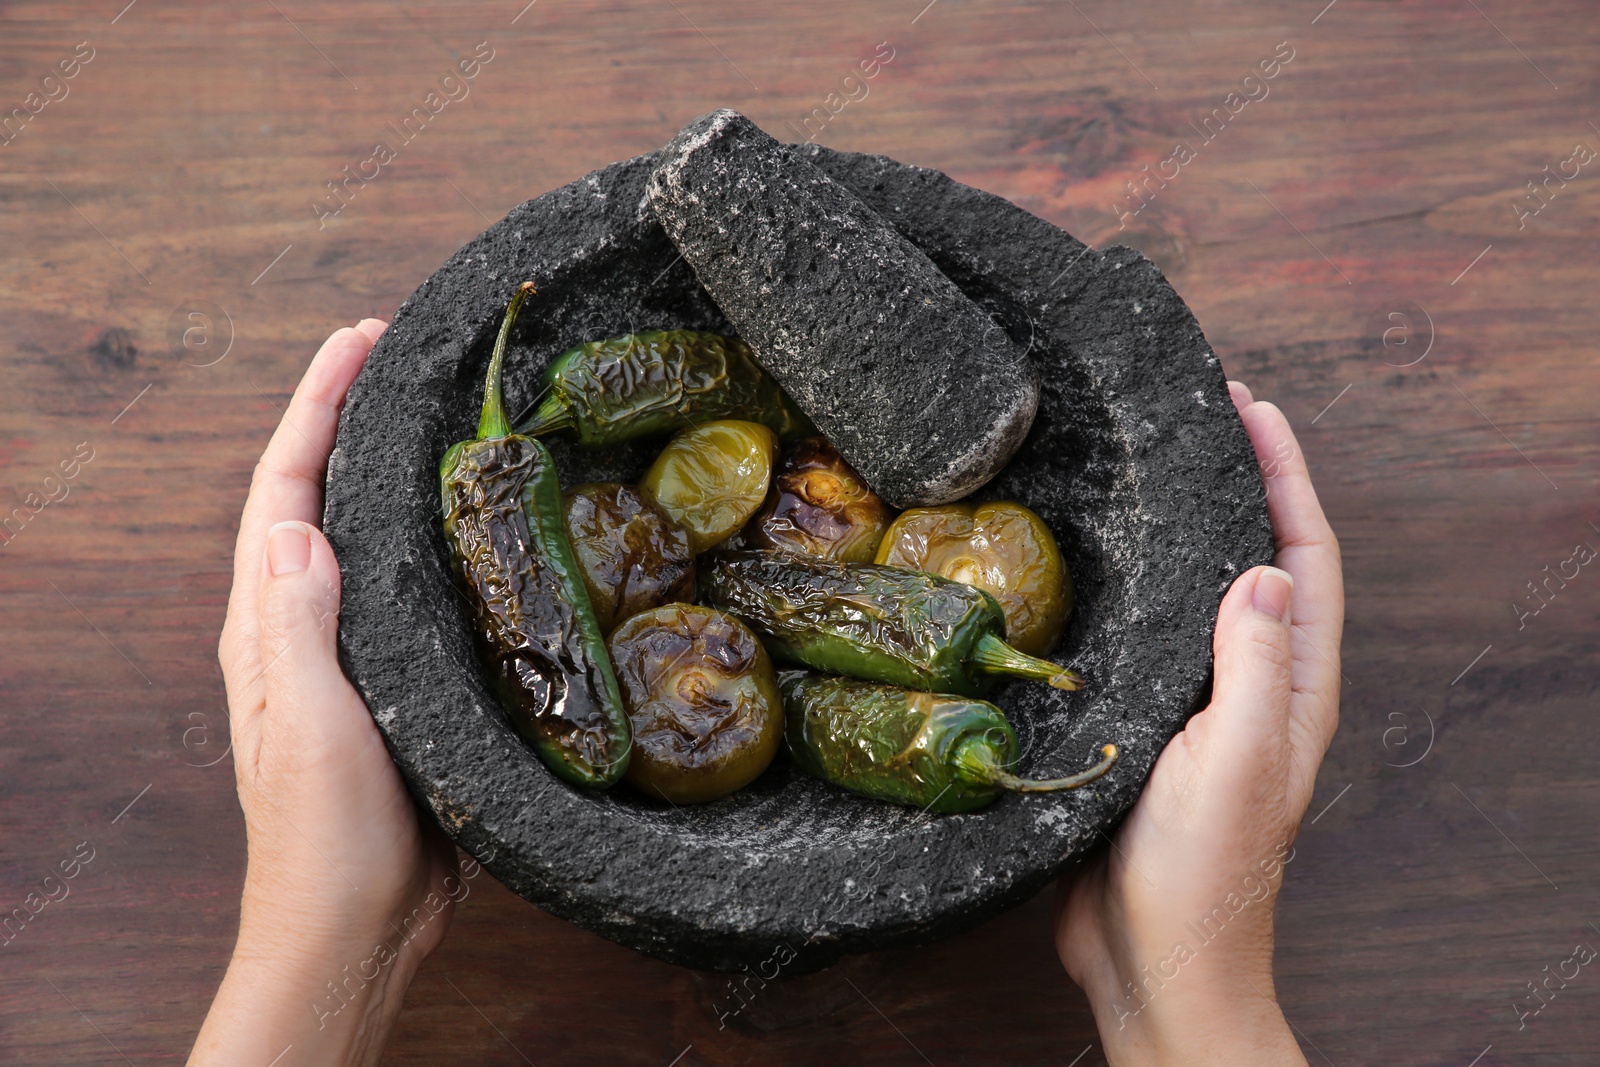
(1205, 566, 1295, 746)
(257, 521, 353, 723)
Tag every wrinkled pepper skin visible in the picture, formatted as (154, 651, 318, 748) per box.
(440, 283, 631, 788)
(518, 331, 814, 445)
(783, 674, 1019, 812)
(782, 675, 1118, 813)
(700, 551, 1081, 697)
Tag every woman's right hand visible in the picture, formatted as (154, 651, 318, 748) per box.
(1055, 382, 1344, 1065)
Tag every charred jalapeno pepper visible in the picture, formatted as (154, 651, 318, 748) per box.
(563, 482, 697, 633)
(782, 674, 1118, 813)
(700, 550, 1084, 697)
(608, 604, 784, 804)
(740, 436, 895, 563)
(640, 419, 776, 554)
(875, 501, 1071, 657)
(439, 282, 631, 788)
(516, 330, 814, 444)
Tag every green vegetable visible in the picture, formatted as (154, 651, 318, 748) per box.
(640, 419, 776, 554)
(700, 550, 1084, 697)
(782, 674, 1118, 813)
(516, 330, 814, 445)
(439, 282, 631, 788)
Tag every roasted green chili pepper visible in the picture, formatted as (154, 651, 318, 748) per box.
(782, 674, 1119, 813)
(876, 501, 1071, 657)
(700, 550, 1084, 697)
(439, 282, 631, 788)
(609, 604, 784, 804)
(516, 330, 814, 445)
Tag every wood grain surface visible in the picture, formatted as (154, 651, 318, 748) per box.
(2, 1, 1598, 1063)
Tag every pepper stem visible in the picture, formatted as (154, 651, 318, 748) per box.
(514, 390, 575, 437)
(958, 741, 1119, 793)
(971, 632, 1083, 690)
(477, 281, 537, 441)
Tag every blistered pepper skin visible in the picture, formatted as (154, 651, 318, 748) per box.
(609, 604, 784, 804)
(875, 501, 1071, 657)
(562, 483, 696, 633)
(700, 551, 1081, 697)
(518, 331, 814, 445)
(782, 674, 1016, 812)
(440, 283, 631, 789)
(783, 674, 1120, 814)
(741, 436, 894, 563)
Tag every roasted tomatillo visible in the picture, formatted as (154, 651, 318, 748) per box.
(741, 436, 894, 563)
(782, 673, 1118, 813)
(563, 483, 696, 633)
(640, 420, 776, 554)
(439, 282, 631, 788)
(875, 501, 1071, 657)
(608, 605, 784, 804)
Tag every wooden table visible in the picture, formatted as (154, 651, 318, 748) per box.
(3, 1, 1596, 1062)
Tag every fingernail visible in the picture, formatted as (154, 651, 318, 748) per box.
(1252, 567, 1293, 622)
(267, 523, 311, 576)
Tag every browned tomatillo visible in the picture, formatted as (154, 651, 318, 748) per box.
(608, 604, 785, 804)
(563, 483, 696, 633)
(875, 501, 1072, 657)
(741, 436, 895, 563)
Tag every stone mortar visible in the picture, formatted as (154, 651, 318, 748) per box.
(323, 143, 1273, 974)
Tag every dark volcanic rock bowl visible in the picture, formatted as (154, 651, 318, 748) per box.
(323, 144, 1273, 974)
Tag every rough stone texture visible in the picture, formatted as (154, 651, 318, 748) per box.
(646, 110, 1039, 508)
(323, 142, 1273, 974)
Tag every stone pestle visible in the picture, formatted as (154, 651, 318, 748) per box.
(645, 109, 1039, 508)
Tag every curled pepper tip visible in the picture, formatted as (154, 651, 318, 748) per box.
(991, 742, 1119, 795)
(1048, 670, 1083, 691)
